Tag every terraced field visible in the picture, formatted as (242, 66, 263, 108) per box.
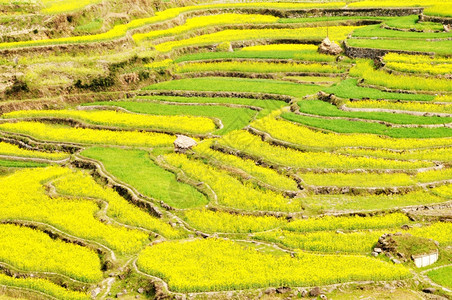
(0, 0, 451, 299)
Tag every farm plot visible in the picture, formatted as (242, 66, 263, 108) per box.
(0, 167, 150, 254)
(2, 109, 218, 134)
(81, 100, 257, 135)
(136, 238, 410, 292)
(1, 1, 452, 298)
(0, 224, 103, 282)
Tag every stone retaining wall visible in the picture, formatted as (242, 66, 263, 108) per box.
(343, 40, 434, 59)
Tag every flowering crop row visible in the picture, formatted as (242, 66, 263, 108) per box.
(254, 229, 385, 253)
(299, 171, 415, 187)
(337, 147, 452, 163)
(154, 26, 359, 52)
(284, 213, 409, 232)
(194, 141, 298, 191)
(0, 167, 149, 254)
(0, 141, 68, 160)
(137, 238, 410, 292)
(251, 113, 452, 150)
(133, 13, 278, 42)
(0, 224, 103, 282)
(350, 60, 452, 92)
(0, 121, 175, 147)
(164, 153, 301, 212)
(53, 171, 184, 239)
(219, 130, 433, 170)
(346, 100, 452, 114)
(0, 274, 89, 300)
(176, 60, 345, 74)
(3, 109, 216, 134)
(182, 209, 284, 233)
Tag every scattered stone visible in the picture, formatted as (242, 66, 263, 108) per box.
(116, 292, 123, 298)
(264, 288, 276, 295)
(444, 24, 451, 32)
(391, 258, 402, 264)
(299, 289, 308, 297)
(122, 289, 127, 294)
(91, 287, 101, 299)
(336, 230, 344, 234)
(310, 286, 322, 297)
(401, 224, 411, 230)
(135, 296, 140, 299)
(276, 286, 292, 294)
(137, 288, 145, 294)
(318, 37, 343, 55)
(422, 287, 436, 294)
(374, 247, 382, 253)
(371, 251, 379, 257)
(320, 294, 328, 300)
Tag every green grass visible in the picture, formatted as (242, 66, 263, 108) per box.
(174, 50, 337, 63)
(80, 147, 208, 209)
(74, 18, 103, 34)
(352, 24, 452, 39)
(346, 38, 452, 55)
(278, 16, 393, 24)
(135, 95, 287, 110)
(392, 235, 438, 256)
(384, 15, 444, 31)
(0, 159, 48, 168)
(428, 266, 452, 289)
(323, 79, 435, 101)
(144, 77, 322, 98)
(281, 113, 452, 138)
(83, 101, 256, 134)
(297, 100, 452, 125)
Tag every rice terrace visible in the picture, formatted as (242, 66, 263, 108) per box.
(0, 0, 452, 299)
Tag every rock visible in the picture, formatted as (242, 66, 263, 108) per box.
(318, 37, 343, 55)
(174, 135, 197, 153)
(444, 24, 451, 32)
(137, 288, 145, 294)
(91, 287, 101, 299)
(374, 247, 382, 253)
(116, 292, 123, 298)
(276, 286, 292, 294)
(371, 251, 379, 257)
(310, 287, 322, 297)
(391, 258, 402, 264)
(320, 294, 328, 300)
(264, 288, 276, 295)
(299, 289, 308, 297)
(401, 224, 411, 230)
(122, 289, 127, 294)
(422, 287, 436, 294)
(135, 296, 140, 299)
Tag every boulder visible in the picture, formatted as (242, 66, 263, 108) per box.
(310, 287, 322, 297)
(318, 37, 343, 55)
(276, 286, 292, 294)
(174, 135, 197, 153)
(91, 287, 101, 299)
